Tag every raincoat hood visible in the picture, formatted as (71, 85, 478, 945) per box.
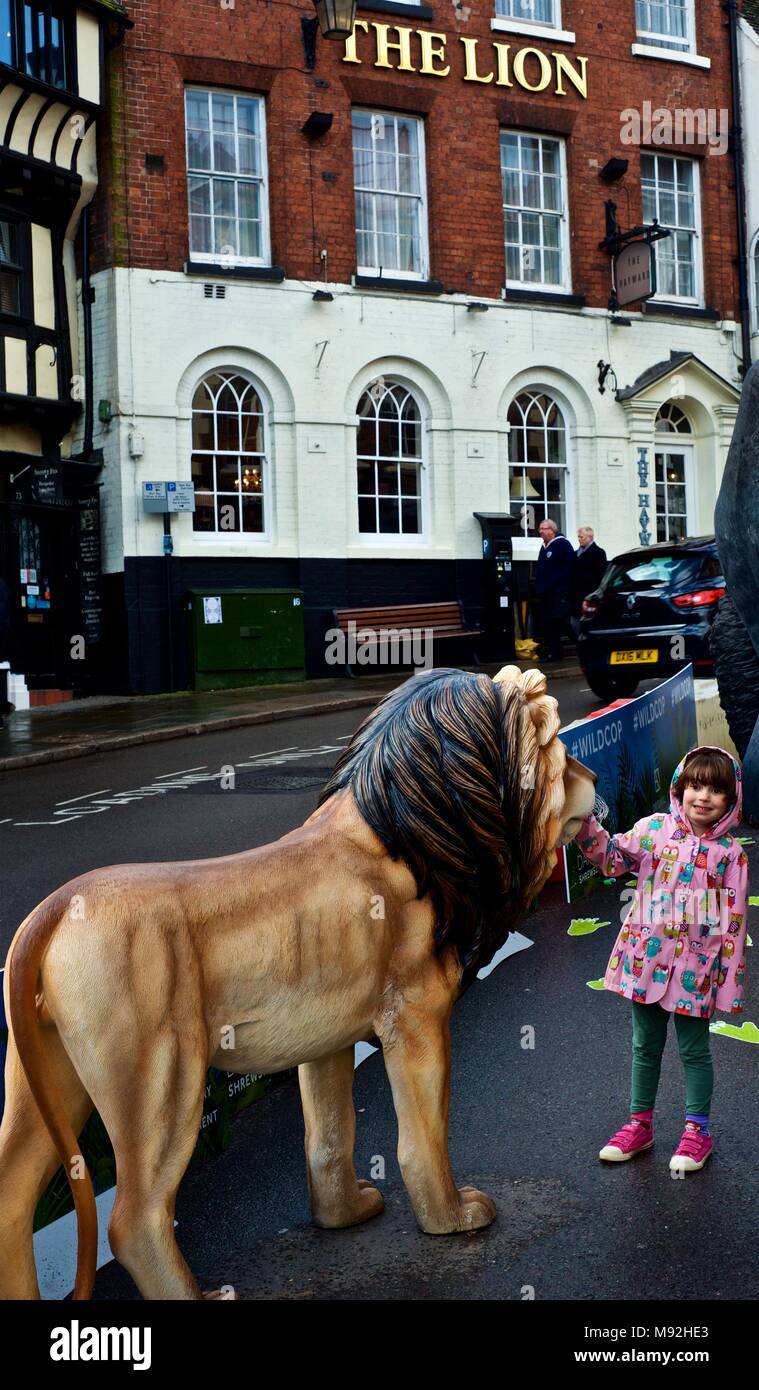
(669, 744, 743, 839)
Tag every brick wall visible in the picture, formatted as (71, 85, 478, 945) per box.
(92, 0, 741, 317)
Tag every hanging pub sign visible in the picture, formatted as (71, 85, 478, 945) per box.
(12, 462, 67, 508)
(614, 239, 656, 308)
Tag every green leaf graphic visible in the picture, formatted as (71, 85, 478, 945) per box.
(748, 896, 759, 907)
(568, 917, 612, 937)
(736, 837, 755, 846)
(586, 977, 606, 990)
(710, 1020, 759, 1044)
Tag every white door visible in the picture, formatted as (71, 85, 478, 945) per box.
(654, 445, 695, 542)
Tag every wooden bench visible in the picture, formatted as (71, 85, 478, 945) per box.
(331, 601, 481, 677)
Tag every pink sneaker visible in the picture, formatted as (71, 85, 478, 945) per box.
(599, 1118, 654, 1162)
(669, 1123, 713, 1173)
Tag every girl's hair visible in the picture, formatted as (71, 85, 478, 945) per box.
(673, 749, 736, 806)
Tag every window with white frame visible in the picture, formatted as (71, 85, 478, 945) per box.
(356, 380, 423, 535)
(352, 111, 428, 278)
(185, 89, 269, 265)
(496, 0, 558, 27)
(641, 154, 701, 302)
(501, 132, 569, 290)
(635, 0, 693, 53)
(508, 391, 568, 538)
(191, 371, 266, 534)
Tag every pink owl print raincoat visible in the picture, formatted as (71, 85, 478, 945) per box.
(575, 746, 749, 1019)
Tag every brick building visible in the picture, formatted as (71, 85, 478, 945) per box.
(90, 0, 747, 692)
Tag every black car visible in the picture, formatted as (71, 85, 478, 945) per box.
(576, 536, 725, 702)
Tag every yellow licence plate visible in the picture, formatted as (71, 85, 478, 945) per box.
(610, 649, 659, 665)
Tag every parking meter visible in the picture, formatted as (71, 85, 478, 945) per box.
(473, 512, 517, 661)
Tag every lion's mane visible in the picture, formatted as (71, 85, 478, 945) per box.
(319, 665, 566, 987)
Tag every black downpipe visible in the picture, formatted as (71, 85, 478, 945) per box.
(725, 0, 753, 374)
(81, 203, 95, 460)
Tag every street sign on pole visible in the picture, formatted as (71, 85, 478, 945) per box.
(142, 481, 196, 513)
(166, 481, 196, 513)
(142, 482, 167, 513)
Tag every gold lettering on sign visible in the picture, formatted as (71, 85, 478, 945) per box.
(419, 30, 450, 77)
(341, 25, 590, 99)
(373, 23, 416, 72)
(553, 51, 588, 99)
(343, 19, 369, 64)
(460, 36, 494, 84)
(513, 46, 552, 93)
(493, 42, 513, 88)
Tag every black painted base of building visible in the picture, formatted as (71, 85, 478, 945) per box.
(102, 555, 533, 695)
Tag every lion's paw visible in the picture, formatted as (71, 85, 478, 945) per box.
(313, 1180, 384, 1230)
(456, 1186, 497, 1231)
(422, 1186, 497, 1235)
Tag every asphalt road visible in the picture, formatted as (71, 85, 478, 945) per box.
(1, 674, 756, 1302)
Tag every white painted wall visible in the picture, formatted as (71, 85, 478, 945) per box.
(91, 267, 742, 575)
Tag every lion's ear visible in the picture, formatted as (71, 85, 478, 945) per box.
(493, 665, 548, 699)
(493, 666, 559, 747)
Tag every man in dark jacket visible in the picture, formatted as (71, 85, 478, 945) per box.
(533, 519, 576, 660)
(570, 526, 608, 633)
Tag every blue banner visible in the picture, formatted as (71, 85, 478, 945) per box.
(559, 667, 698, 902)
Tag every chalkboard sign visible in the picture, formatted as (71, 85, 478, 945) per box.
(77, 492, 102, 643)
(30, 464, 66, 507)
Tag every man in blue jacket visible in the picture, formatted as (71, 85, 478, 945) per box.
(533, 519, 576, 661)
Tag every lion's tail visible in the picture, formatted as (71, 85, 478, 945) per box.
(7, 891, 97, 1300)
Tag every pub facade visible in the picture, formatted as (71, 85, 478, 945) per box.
(0, 0, 129, 708)
(91, 0, 746, 691)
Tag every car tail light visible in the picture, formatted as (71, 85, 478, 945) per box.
(672, 587, 725, 608)
(582, 597, 600, 616)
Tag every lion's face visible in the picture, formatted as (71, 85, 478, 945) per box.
(555, 754, 597, 846)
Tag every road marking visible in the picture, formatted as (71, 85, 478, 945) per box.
(8, 741, 348, 827)
(154, 766, 207, 779)
(246, 746, 298, 759)
(55, 789, 111, 806)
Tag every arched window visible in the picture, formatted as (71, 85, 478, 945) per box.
(654, 400, 693, 543)
(507, 390, 567, 537)
(191, 371, 266, 533)
(356, 379, 423, 535)
(655, 401, 692, 434)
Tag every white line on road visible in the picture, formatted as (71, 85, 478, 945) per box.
(245, 746, 298, 760)
(55, 789, 111, 806)
(154, 766, 207, 779)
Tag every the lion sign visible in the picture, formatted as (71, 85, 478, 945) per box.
(0, 665, 595, 1300)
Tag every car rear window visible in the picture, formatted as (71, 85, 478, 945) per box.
(602, 554, 714, 592)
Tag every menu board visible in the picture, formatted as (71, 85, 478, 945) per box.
(77, 492, 102, 643)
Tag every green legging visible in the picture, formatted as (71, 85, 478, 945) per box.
(631, 1001, 713, 1116)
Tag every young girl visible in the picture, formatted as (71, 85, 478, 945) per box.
(575, 744, 749, 1174)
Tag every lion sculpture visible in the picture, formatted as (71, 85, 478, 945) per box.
(0, 665, 595, 1300)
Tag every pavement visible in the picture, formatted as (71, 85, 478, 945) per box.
(0, 657, 582, 772)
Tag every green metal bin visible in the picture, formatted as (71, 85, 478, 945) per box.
(186, 588, 305, 690)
